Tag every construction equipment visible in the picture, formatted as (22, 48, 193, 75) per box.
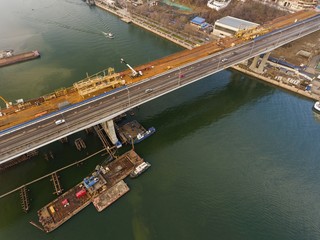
(120, 58, 142, 77)
(235, 26, 270, 40)
(0, 96, 11, 108)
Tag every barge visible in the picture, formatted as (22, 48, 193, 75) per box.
(117, 120, 156, 144)
(0, 50, 40, 67)
(36, 150, 148, 233)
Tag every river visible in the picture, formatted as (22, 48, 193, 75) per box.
(1, 1, 320, 240)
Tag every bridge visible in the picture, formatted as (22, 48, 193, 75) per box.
(0, 13, 319, 165)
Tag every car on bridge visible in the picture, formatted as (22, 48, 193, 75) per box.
(55, 119, 66, 125)
(145, 88, 153, 93)
(221, 58, 228, 63)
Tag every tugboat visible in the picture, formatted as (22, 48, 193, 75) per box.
(102, 32, 114, 39)
(134, 127, 156, 144)
(130, 162, 151, 178)
(312, 101, 320, 114)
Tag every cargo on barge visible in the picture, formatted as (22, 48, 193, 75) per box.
(36, 150, 147, 233)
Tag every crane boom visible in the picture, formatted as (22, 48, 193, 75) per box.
(0, 96, 11, 108)
(120, 58, 142, 77)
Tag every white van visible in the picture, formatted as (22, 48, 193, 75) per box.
(55, 119, 65, 125)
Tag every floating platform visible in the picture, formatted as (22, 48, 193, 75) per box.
(0, 50, 40, 67)
(92, 180, 129, 212)
(117, 120, 155, 144)
(36, 150, 145, 233)
(37, 183, 91, 233)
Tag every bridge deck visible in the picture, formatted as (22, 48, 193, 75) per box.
(0, 10, 317, 131)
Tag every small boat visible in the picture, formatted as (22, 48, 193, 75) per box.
(312, 101, 320, 114)
(134, 127, 156, 144)
(130, 162, 151, 178)
(102, 32, 114, 39)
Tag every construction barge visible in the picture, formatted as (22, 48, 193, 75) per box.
(117, 120, 156, 144)
(0, 50, 40, 67)
(37, 150, 149, 233)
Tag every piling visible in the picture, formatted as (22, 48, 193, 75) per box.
(74, 138, 86, 151)
(59, 137, 68, 143)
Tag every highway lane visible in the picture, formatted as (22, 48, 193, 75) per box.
(0, 14, 319, 163)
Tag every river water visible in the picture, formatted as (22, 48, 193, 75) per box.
(1, 1, 320, 240)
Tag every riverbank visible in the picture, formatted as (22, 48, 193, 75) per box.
(94, 0, 196, 49)
(232, 65, 319, 101)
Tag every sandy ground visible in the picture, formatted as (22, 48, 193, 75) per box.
(270, 31, 320, 69)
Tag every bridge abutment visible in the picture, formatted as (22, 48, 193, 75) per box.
(101, 120, 122, 148)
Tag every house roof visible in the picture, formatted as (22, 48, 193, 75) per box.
(191, 17, 206, 25)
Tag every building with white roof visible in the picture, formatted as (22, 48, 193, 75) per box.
(212, 16, 259, 37)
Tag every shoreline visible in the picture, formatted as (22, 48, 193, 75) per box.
(232, 65, 319, 101)
(94, 0, 195, 49)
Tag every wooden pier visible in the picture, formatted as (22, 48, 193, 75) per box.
(0, 149, 106, 200)
(51, 172, 63, 195)
(20, 186, 30, 213)
(94, 125, 115, 156)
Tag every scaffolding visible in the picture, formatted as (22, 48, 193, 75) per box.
(73, 67, 125, 97)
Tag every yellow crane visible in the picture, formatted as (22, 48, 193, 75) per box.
(235, 26, 270, 40)
(0, 96, 11, 108)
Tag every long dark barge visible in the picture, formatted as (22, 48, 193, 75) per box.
(36, 150, 148, 233)
(0, 50, 40, 67)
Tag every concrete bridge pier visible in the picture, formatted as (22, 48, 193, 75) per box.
(249, 55, 260, 70)
(101, 120, 122, 148)
(249, 52, 271, 74)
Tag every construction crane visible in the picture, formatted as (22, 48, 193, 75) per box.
(0, 96, 11, 108)
(235, 26, 270, 40)
(120, 58, 142, 77)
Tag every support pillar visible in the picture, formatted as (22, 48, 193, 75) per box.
(249, 55, 260, 70)
(101, 120, 122, 148)
(256, 52, 271, 73)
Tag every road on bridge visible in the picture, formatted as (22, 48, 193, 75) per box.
(0, 14, 319, 164)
